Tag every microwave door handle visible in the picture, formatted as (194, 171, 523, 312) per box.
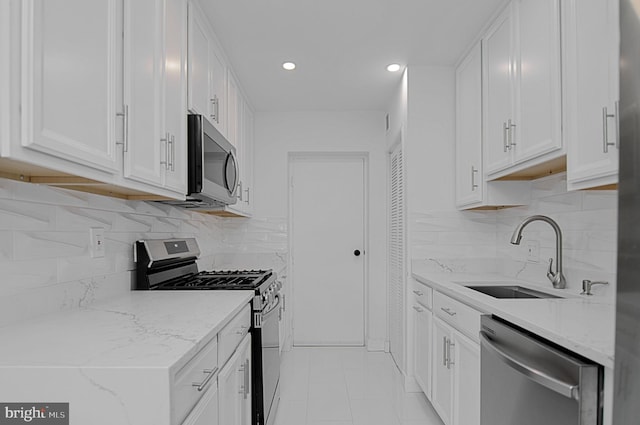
(226, 151, 239, 196)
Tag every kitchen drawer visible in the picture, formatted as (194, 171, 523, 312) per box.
(411, 280, 433, 310)
(433, 291, 481, 343)
(218, 303, 251, 367)
(173, 336, 219, 425)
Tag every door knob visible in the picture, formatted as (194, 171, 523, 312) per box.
(354, 250, 361, 257)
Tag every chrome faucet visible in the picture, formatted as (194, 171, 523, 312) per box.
(510, 215, 567, 289)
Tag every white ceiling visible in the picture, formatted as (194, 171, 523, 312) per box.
(198, 0, 505, 112)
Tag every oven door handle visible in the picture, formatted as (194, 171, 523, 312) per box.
(479, 331, 579, 400)
(262, 295, 282, 319)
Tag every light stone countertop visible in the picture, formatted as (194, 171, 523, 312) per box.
(0, 290, 254, 425)
(0, 290, 254, 371)
(412, 262, 616, 369)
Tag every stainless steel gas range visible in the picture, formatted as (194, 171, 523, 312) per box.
(134, 238, 282, 425)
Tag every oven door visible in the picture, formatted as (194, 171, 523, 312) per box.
(260, 295, 281, 425)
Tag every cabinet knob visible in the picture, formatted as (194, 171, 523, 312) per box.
(354, 250, 361, 257)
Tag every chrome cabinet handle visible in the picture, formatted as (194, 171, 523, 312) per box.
(210, 95, 219, 124)
(116, 104, 129, 152)
(192, 367, 218, 392)
(443, 336, 448, 366)
(471, 166, 478, 191)
(615, 101, 620, 150)
(210, 96, 219, 123)
(412, 290, 424, 296)
(603, 106, 616, 153)
(441, 307, 456, 316)
(447, 339, 455, 369)
(160, 132, 170, 169)
(244, 358, 250, 399)
(168, 134, 175, 172)
(244, 186, 250, 204)
(508, 118, 516, 147)
(237, 181, 243, 201)
(503, 122, 509, 152)
(412, 305, 424, 313)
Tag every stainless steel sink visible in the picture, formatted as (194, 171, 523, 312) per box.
(465, 285, 560, 299)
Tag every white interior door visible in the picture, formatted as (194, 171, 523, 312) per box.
(291, 155, 365, 346)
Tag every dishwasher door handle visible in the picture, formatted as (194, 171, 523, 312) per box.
(479, 331, 579, 400)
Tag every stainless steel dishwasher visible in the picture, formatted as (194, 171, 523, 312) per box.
(479, 316, 602, 425)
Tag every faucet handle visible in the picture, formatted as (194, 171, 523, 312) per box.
(546, 258, 556, 280)
(581, 279, 609, 296)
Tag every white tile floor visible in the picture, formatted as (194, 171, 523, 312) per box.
(273, 346, 445, 425)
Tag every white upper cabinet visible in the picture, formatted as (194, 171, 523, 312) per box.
(187, 6, 211, 120)
(162, 0, 188, 193)
(1, 1, 10, 155)
(483, 0, 563, 179)
(187, 2, 227, 136)
(456, 41, 531, 210)
(123, 0, 188, 196)
(564, 0, 620, 190)
(483, 5, 514, 175)
(20, 0, 120, 174)
(456, 42, 484, 208)
(123, 0, 164, 186)
(227, 71, 239, 147)
(513, 0, 563, 163)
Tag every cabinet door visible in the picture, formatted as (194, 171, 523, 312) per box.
(209, 46, 227, 136)
(483, 6, 514, 174)
(239, 336, 252, 425)
(452, 330, 480, 425)
(182, 381, 220, 425)
(565, 0, 619, 189)
(219, 334, 251, 425)
(123, 0, 165, 186)
(414, 304, 432, 400)
(227, 72, 239, 147)
(431, 317, 453, 425)
(163, 0, 188, 193)
(242, 103, 254, 214)
(21, 0, 119, 173)
(456, 42, 483, 208)
(513, 0, 562, 163)
(187, 4, 211, 118)
(0, 0, 9, 154)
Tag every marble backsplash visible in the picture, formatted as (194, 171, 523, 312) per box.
(0, 178, 287, 327)
(411, 173, 618, 297)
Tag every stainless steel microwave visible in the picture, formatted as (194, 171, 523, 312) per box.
(182, 114, 238, 208)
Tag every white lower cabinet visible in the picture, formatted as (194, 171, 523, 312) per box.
(452, 329, 480, 425)
(413, 302, 432, 399)
(416, 289, 481, 425)
(432, 317, 454, 425)
(218, 333, 252, 425)
(182, 382, 220, 425)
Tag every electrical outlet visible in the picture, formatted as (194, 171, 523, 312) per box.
(526, 240, 539, 262)
(90, 227, 105, 258)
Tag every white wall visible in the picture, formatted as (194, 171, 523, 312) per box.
(254, 110, 388, 349)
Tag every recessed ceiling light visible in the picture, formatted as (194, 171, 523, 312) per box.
(386, 63, 401, 72)
(282, 62, 296, 71)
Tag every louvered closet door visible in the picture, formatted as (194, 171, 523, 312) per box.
(389, 144, 405, 372)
